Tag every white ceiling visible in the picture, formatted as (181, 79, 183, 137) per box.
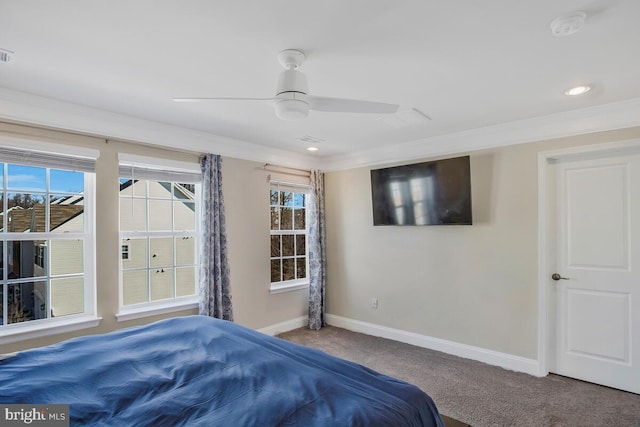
(1, 0, 640, 169)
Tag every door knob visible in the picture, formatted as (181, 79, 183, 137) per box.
(551, 273, 569, 281)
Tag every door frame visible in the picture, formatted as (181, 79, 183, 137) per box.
(537, 138, 640, 377)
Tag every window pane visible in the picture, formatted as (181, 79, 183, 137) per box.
(294, 208, 306, 230)
(119, 179, 132, 196)
(174, 201, 195, 231)
(50, 169, 84, 193)
(0, 164, 90, 328)
(282, 191, 294, 207)
(7, 193, 46, 232)
(8, 240, 46, 279)
(7, 165, 45, 191)
(119, 179, 147, 197)
(50, 195, 84, 233)
(296, 235, 306, 256)
(282, 235, 294, 257)
(270, 207, 279, 230)
(8, 281, 47, 324)
(148, 200, 172, 231)
(50, 239, 83, 275)
(0, 285, 3, 325)
(270, 189, 279, 206)
(281, 207, 293, 230)
(120, 198, 147, 231)
(148, 181, 172, 199)
(270, 235, 280, 257)
(176, 266, 195, 297)
(123, 270, 148, 305)
(270, 259, 281, 283)
(282, 258, 295, 281)
(0, 194, 4, 232)
(150, 237, 173, 267)
(151, 267, 173, 301)
(294, 193, 305, 208)
(119, 177, 200, 309)
(51, 277, 83, 316)
(0, 163, 3, 188)
(296, 257, 306, 279)
(175, 236, 195, 265)
(122, 238, 147, 269)
(174, 183, 195, 199)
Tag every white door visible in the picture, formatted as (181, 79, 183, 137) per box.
(552, 152, 640, 394)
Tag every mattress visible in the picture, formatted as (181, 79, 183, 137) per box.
(0, 315, 444, 426)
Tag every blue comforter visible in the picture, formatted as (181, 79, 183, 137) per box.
(0, 316, 444, 426)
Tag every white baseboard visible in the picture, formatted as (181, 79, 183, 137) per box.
(257, 316, 308, 336)
(325, 314, 541, 377)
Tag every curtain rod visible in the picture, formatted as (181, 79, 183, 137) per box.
(263, 163, 311, 177)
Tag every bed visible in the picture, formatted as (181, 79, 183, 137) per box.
(0, 315, 444, 426)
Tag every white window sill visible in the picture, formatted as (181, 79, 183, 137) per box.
(116, 298, 199, 322)
(269, 280, 310, 294)
(0, 315, 102, 345)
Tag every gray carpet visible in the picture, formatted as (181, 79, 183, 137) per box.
(278, 326, 640, 427)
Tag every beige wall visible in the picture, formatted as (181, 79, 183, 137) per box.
(1, 122, 307, 353)
(222, 157, 308, 329)
(325, 127, 640, 359)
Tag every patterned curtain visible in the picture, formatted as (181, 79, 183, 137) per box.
(308, 169, 326, 330)
(199, 154, 233, 320)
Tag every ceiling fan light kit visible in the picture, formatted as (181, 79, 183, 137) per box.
(173, 49, 399, 120)
(276, 97, 309, 120)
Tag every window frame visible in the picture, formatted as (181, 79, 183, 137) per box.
(116, 155, 201, 322)
(269, 181, 310, 294)
(0, 145, 99, 345)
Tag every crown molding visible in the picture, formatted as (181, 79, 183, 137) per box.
(319, 97, 640, 171)
(0, 87, 318, 169)
(2, 87, 639, 172)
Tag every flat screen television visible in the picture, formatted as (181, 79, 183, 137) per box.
(370, 156, 472, 226)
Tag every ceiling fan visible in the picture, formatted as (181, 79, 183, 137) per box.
(173, 49, 399, 120)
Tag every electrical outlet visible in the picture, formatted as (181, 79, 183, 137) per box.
(370, 297, 378, 309)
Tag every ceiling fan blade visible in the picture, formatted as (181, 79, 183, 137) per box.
(307, 96, 399, 114)
(173, 97, 274, 102)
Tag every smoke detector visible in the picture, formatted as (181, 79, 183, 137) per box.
(550, 11, 587, 36)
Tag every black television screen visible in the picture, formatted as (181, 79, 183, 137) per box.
(370, 156, 472, 226)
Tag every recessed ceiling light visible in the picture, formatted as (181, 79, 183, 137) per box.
(306, 147, 319, 152)
(564, 85, 591, 96)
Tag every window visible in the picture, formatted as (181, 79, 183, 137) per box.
(0, 146, 97, 339)
(270, 183, 309, 293)
(117, 154, 200, 320)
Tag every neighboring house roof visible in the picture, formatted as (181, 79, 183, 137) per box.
(0, 180, 195, 232)
(0, 205, 84, 233)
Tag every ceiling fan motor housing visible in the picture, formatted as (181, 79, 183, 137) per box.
(275, 68, 310, 119)
(276, 68, 308, 96)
